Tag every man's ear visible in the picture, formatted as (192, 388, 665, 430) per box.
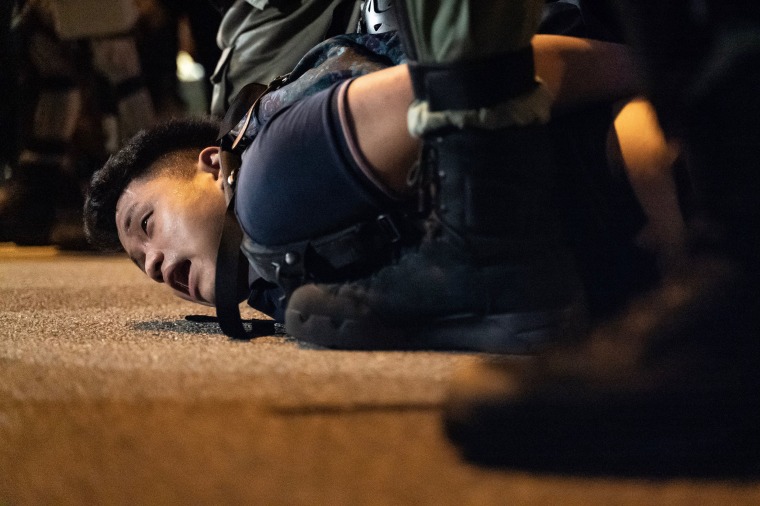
(198, 146, 221, 178)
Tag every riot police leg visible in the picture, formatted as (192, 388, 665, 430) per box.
(0, 10, 82, 245)
(285, 0, 586, 352)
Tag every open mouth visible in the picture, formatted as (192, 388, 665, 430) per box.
(170, 260, 192, 296)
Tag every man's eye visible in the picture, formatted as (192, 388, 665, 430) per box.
(141, 212, 152, 235)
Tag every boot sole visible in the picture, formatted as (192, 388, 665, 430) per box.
(285, 292, 586, 353)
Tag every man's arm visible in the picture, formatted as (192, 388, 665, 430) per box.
(533, 34, 641, 111)
(345, 64, 418, 195)
(346, 35, 642, 194)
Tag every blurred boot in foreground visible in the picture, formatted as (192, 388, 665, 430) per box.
(444, 0, 760, 477)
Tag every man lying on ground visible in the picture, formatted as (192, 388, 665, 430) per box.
(83, 28, 682, 351)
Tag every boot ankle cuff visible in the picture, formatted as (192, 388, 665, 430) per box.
(407, 47, 537, 111)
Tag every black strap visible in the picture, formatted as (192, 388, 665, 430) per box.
(407, 46, 537, 111)
(217, 75, 290, 148)
(217, 81, 268, 143)
(212, 74, 290, 339)
(214, 200, 250, 339)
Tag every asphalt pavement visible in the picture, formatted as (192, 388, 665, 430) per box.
(1, 244, 759, 505)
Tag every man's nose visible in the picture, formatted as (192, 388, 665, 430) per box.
(145, 249, 165, 283)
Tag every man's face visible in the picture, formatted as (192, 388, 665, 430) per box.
(116, 154, 227, 305)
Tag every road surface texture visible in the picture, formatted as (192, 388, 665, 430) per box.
(1, 244, 758, 505)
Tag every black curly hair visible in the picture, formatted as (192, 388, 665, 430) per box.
(83, 117, 221, 251)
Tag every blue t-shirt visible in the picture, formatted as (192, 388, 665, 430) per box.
(233, 32, 407, 320)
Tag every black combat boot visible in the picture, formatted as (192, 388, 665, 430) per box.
(284, 2, 585, 352)
(286, 125, 585, 352)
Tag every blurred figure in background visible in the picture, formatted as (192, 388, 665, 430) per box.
(0, 2, 20, 174)
(134, 0, 222, 118)
(0, 0, 155, 248)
